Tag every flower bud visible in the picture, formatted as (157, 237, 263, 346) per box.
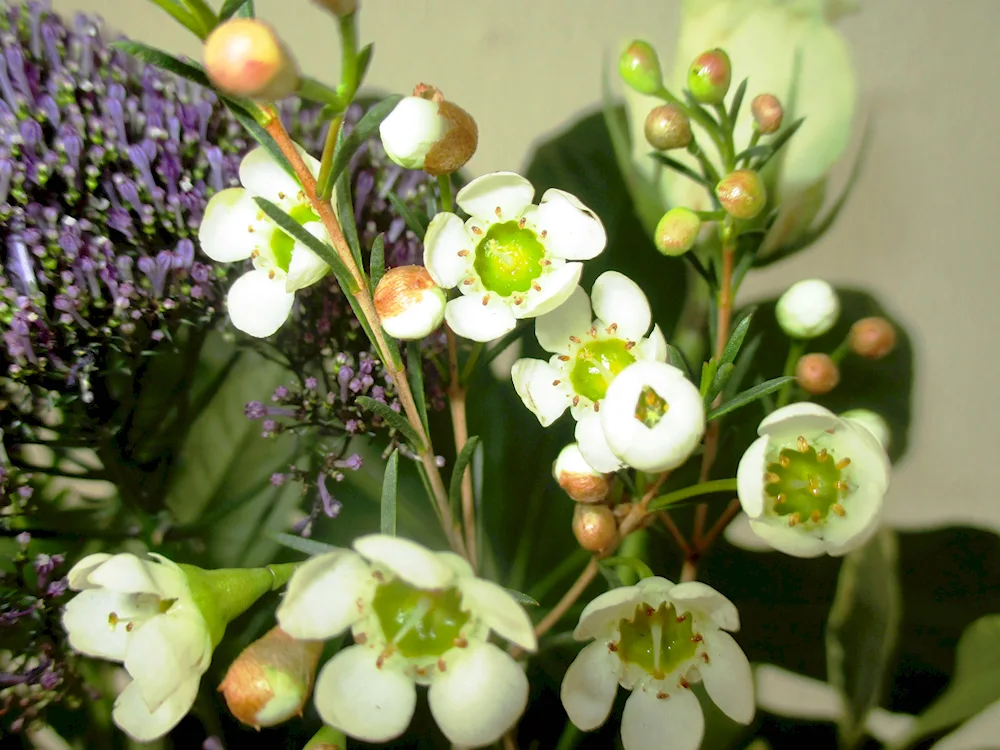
(795, 353, 840, 395)
(849, 317, 896, 359)
(553, 444, 608, 503)
(374, 265, 446, 340)
(654, 207, 701, 256)
(203, 19, 299, 101)
(840, 409, 891, 450)
(572, 503, 617, 553)
(378, 85, 478, 176)
(643, 104, 692, 151)
(219, 626, 323, 729)
(310, 0, 356, 16)
(751, 93, 783, 135)
(776, 279, 840, 339)
(687, 48, 731, 104)
(716, 169, 767, 219)
(619, 40, 663, 95)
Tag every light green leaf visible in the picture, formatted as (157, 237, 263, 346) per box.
(826, 529, 902, 747)
(448, 436, 481, 518)
(707, 376, 795, 420)
(218, 0, 251, 20)
(406, 340, 430, 437)
(504, 588, 539, 607)
(380, 450, 399, 536)
(369, 233, 386, 294)
(722, 308, 755, 366)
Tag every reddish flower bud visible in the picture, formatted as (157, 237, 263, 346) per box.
(311, 0, 357, 16)
(849, 317, 897, 359)
(553, 444, 609, 503)
(795, 353, 840, 395)
(379, 85, 478, 176)
(644, 104, 692, 151)
(572, 504, 617, 553)
(204, 19, 299, 101)
(751, 94, 784, 135)
(654, 207, 701, 256)
(687, 48, 731, 104)
(374, 265, 447, 340)
(716, 169, 767, 219)
(619, 40, 663, 95)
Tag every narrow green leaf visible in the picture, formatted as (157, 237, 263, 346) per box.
(219, 0, 252, 19)
(316, 95, 403, 200)
(728, 77, 748, 123)
(504, 587, 539, 607)
(380, 449, 399, 536)
(180, 0, 218, 34)
(148, 0, 208, 38)
(356, 396, 423, 450)
(111, 41, 210, 87)
(252, 197, 358, 291)
(707, 376, 795, 420)
(448, 436, 481, 516)
(733, 144, 772, 163)
(752, 117, 805, 172)
(270, 532, 336, 557)
(722, 308, 755, 365)
(650, 152, 714, 189)
(826, 529, 901, 748)
(705, 362, 735, 406)
(369, 233, 386, 294)
(236, 0, 254, 17)
(722, 332, 761, 401)
(297, 76, 342, 107)
(602, 555, 654, 581)
(406, 340, 430, 437)
(598, 563, 624, 589)
(387, 192, 429, 237)
(356, 43, 375, 85)
(227, 105, 298, 179)
(336, 162, 364, 273)
(699, 358, 718, 398)
(666, 344, 694, 381)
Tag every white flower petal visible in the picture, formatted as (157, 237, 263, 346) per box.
(516, 263, 583, 319)
(445, 294, 517, 342)
(285, 221, 330, 292)
(67, 553, 112, 590)
(700, 631, 754, 724)
(354, 534, 455, 589)
(535, 188, 607, 260)
(62, 589, 132, 661)
(621, 684, 704, 750)
(124, 613, 208, 712)
(379, 97, 447, 170)
(198, 188, 261, 263)
(639, 324, 668, 363)
(456, 172, 534, 222)
(574, 586, 643, 641)
(458, 577, 536, 652)
(511, 358, 569, 427)
(669, 582, 740, 632)
(748, 518, 826, 558)
(240, 144, 319, 208)
(429, 642, 528, 747)
(837, 421, 892, 494)
(591, 272, 651, 341)
(754, 663, 842, 721)
(436, 551, 476, 579)
(822, 495, 882, 557)
(931, 698, 1000, 750)
(561, 640, 620, 731)
(313, 645, 416, 743)
(112, 675, 199, 743)
(576, 413, 625, 473)
(723, 512, 777, 553)
(736, 436, 770, 518)
(536, 285, 591, 353)
(87, 553, 174, 597)
(226, 268, 295, 338)
(277, 549, 370, 640)
(758, 402, 840, 439)
(841, 409, 891, 451)
(424, 212, 474, 289)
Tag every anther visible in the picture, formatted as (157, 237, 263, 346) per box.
(416, 667, 428, 677)
(625, 341, 636, 350)
(691, 634, 703, 643)
(514, 296, 524, 305)
(532, 282, 542, 292)
(457, 249, 469, 257)
(373, 570, 385, 581)
(540, 230, 548, 238)
(810, 509, 822, 523)
(835, 480, 850, 492)
(125, 622, 134, 632)
(437, 659, 447, 672)
(817, 449, 829, 462)
(572, 396, 580, 407)
(775, 493, 787, 505)
(788, 512, 801, 527)
(540, 258, 551, 266)
(832, 503, 846, 517)
(676, 614, 687, 623)
(679, 678, 690, 689)
(657, 692, 669, 700)
(608, 642, 619, 652)
(354, 633, 368, 644)
(797, 436, 809, 452)
(552, 379, 561, 386)
(765, 472, 780, 484)
(701, 652, 710, 664)
(277, 191, 286, 200)
(836, 457, 851, 470)
(588, 326, 597, 338)
(376, 653, 385, 669)
(463, 277, 475, 286)
(518, 217, 526, 228)
(779, 455, 791, 468)
(247, 225, 255, 233)
(268, 269, 275, 279)
(471, 226, 483, 236)
(569, 335, 581, 343)
(808, 477, 821, 496)
(454, 636, 468, 648)
(482, 295, 490, 306)
(250, 249, 259, 259)
(645, 606, 655, 617)
(356, 597, 365, 612)
(593, 401, 600, 412)
(558, 355, 570, 361)
(495, 206, 502, 217)
(606, 322, 618, 334)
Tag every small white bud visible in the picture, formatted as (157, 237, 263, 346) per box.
(378, 85, 477, 176)
(374, 265, 446, 340)
(775, 279, 840, 339)
(553, 443, 608, 503)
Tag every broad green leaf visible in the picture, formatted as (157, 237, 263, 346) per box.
(369, 233, 386, 294)
(356, 396, 423, 451)
(271, 533, 336, 557)
(448, 436, 481, 517)
(708, 376, 794, 420)
(826, 529, 902, 747)
(380, 450, 399, 536)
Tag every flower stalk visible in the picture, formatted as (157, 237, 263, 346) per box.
(447, 324, 478, 568)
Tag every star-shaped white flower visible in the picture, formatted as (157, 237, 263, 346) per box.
(199, 144, 330, 337)
(511, 271, 668, 472)
(276, 534, 537, 748)
(736, 403, 891, 557)
(561, 576, 754, 750)
(62, 553, 212, 742)
(423, 172, 606, 342)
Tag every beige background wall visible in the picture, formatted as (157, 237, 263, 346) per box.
(52, 0, 1000, 534)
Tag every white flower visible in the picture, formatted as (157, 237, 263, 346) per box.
(560, 577, 753, 750)
(775, 278, 840, 339)
(199, 144, 330, 338)
(601, 361, 705, 473)
(423, 172, 606, 342)
(62, 553, 212, 742)
(276, 534, 537, 747)
(510, 272, 667, 472)
(736, 403, 890, 557)
(378, 89, 477, 176)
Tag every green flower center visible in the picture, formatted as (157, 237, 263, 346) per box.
(569, 339, 636, 403)
(371, 576, 470, 659)
(765, 436, 851, 525)
(635, 386, 669, 428)
(269, 204, 320, 273)
(473, 221, 545, 297)
(615, 603, 697, 679)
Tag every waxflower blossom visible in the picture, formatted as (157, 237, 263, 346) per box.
(561, 576, 754, 750)
(511, 272, 667, 472)
(776, 279, 840, 339)
(379, 84, 478, 176)
(276, 534, 537, 747)
(199, 145, 331, 337)
(423, 172, 607, 342)
(736, 403, 891, 557)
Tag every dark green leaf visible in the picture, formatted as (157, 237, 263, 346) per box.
(111, 41, 210, 87)
(504, 588, 540, 607)
(826, 529, 901, 747)
(235, 0, 253, 17)
(218, 0, 251, 19)
(356, 44, 374, 83)
(387, 191, 429, 237)
(227, 105, 299, 179)
(316, 95, 403, 201)
(650, 151, 714, 189)
(728, 77, 749, 124)
(722, 308, 755, 366)
(148, 0, 211, 38)
(369, 233, 386, 294)
(356, 396, 423, 450)
(380, 450, 399, 536)
(406, 340, 429, 436)
(271, 533, 336, 557)
(336, 161, 364, 273)
(180, 0, 217, 34)
(708, 376, 794, 420)
(734, 144, 772, 163)
(252, 197, 357, 291)
(706, 362, 735, 405)
(752, 117, 805, 172)
(667, 344, 694, 381)
(448, 436, 481, 517)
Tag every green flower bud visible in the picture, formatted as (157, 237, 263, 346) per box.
(795, 353, 840, 395)
(203, 19, 300, 101)
(751, 93, 784, 135)
(687, 48, 732, 104)
(715, 169, 766, 220)
(644, 104, 692, 151)
(654, 207, 701, 256)
(619, 40, 663, 95)
(849, 317, 896, 359)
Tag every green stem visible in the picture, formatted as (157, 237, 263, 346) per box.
(316, 114, 344, 200)
(647, 478, 739, 512)
(459, 341, 485, 384)
(305, 725, 347, 749)
(603, 554, 654, 582)
(713, 103, 736, 170)
(830, 336, 852, 364)
(337, 11, 359, 102)
(776, 339, 806, 407)
(437, 174, 454, 213)
(555, 721, 582, 750)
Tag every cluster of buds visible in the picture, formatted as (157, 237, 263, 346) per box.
(552, 444, 620, 553)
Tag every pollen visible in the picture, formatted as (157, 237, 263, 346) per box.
(277, 191, 286, 200)
(589, 326, 598, 338)
(832, 503, 846, 517)
(765, 472, 781, 484)
(775, 493, 787, 505)
(558, 355, 570, 361)
(518, 217, 526, 228)
(108, 612, 119, 629)
(570, 335, 581, 343)
(810, 509, 822, 523)
(594, 401, 600, 412)
(625, 341, 636, 350)
(835, 480, 850, 492)
(606, 322, 618, 334)
(690, 634, 703, 643)
(608, 642, 619, 652)
(572, 396, 580, 406)
(540, 258, 551, 266)
(532, 282, 542, 292)
(797, 436, 809, 452)
(552, 379, 561, 386)
(463, 277, 475, 285)
(788, 512, 801, 527)
(125, 622, 134, 632)
(779, 454, 792, 468)
(268, 269, 275, 279)
(514, 296, 524, 305)
(657, 692, 669, 700)
(482, 295, 490, 306)
(471, 226, 483, 236)
(457, 249, 469, 257)
(454, 636, 468, 648)
(836, 457, 851, 470)
(495, 206, 502, 217)
(817, 449, 829, 462)
(540, 230, 548, 239)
